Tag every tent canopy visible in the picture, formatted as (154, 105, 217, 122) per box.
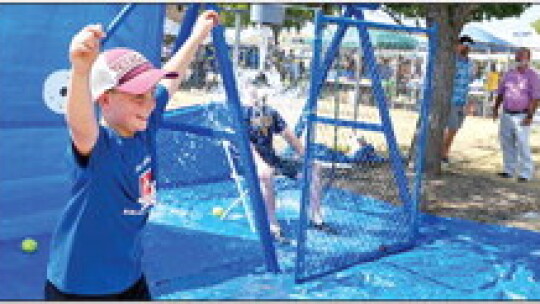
(461, 26, 517, 53)
(304, 26, 419, 50)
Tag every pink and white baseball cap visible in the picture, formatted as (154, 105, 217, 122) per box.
(90, 48, 177, 100)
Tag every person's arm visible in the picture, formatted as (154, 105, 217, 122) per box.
(492, 94, 504, 121)
(492, 73, 506, 121)
(250, 143, 266, 166)
(525, 98, 538, 123)
(281, 127, 304, 157)
(523, 73, 540, 126)
(159, 10, 219, 96)
(463, 61, 475, 112)
(65, 24, 106, 156)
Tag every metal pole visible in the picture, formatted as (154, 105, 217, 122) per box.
(207, 3, 280, 273)
(102, 4, 136, 45)
(233, 11, 241, 73)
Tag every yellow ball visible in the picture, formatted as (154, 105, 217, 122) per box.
(212, 207, 224, 217)
(21, 238, 38, 253)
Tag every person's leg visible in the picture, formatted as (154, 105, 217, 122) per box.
(441, 128, 458, 161)
(309, 161, 324, 225)
(257, 161, 279, 232)
(515, 119, 534, 180)
(294, 160, 336, 233)
(44, 275, 151, 301)
(44, 280, 70, 301)
(499, 113, 518, 176)
(119, 275, 151, 300)
(442, 105, 465, 161)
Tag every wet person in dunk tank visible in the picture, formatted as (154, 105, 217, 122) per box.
(242, 72, 337, 244)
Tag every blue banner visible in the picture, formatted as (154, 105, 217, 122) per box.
(0, 4, 164, 125)
(0, 4, 165, 221)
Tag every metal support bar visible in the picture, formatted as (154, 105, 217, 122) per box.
(312, 115, 384, 132)
(351, 8, 413, 214)
(206, 3, 280, 273)
(171, 3, 200, 53)
(295, 9, 325, 283)
(321, 14, 431, 34)
(102, 4, 136, 45)
(411, 24, 438, 239)
(293, 6, 355, 137)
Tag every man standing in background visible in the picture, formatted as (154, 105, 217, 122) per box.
(441, 35, 475, 165)
(493, 47, 539, 182)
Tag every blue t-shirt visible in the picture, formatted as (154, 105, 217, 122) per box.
(46, 85, 169, 295)
(451, 56, 474, 106)
(243, 105, 287, 167)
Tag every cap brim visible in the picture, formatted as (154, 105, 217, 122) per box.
(115, 69, 178, 95)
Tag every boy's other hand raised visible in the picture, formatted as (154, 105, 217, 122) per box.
(191, 10, 220, 43)
(69, 24, 106, 74)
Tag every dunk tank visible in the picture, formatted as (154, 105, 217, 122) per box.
(151, 3, 437, 287)
(2, 3, 540, 300)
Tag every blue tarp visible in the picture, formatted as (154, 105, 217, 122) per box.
(1, 179, 539, 300)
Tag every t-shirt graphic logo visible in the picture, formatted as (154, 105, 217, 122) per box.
(140, 169, 153, 197)
(124, 168, 157, 216)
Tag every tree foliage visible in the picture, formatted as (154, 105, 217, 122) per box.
(217, 4, 341, 44)
(531, 19, 540, 35)
(385, 4, 529, 25)
(216, 4, 251, 27)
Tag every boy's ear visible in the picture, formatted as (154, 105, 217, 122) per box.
(96, 93, 109, 107)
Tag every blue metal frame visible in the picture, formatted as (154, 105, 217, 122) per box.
(349, 8, 413, 214)
(295, 4, 437, 282)
(161, 3, 279, 273)
(101, 4, 136, 45)
(171, 3, 200, 53)
(322, 14, 432, 34)
(295, 9, 324, 278)
(313, 115, 384, 132)
(411, 24, 438, 239)
(293, 6, 355, 137)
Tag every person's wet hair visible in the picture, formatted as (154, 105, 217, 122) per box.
(250, 72, 269, 87)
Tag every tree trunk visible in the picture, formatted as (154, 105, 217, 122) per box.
(423, 4, 477, 176)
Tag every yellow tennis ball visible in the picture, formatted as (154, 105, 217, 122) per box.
(212, 207, 224, 217)
(21, 238, 38, 253)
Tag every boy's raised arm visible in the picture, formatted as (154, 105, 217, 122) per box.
(66, 24, 106, 156)
(160, 11, 219, 97)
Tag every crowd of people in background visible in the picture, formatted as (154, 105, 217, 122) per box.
(162, 32, 538, 183)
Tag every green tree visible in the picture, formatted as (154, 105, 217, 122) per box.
(531, 19, 540, 35)
(217, 4, 251, 27)
(219, 4, 339, 46)
(173, 4, 339, 46)
(385, 4, 530, 176)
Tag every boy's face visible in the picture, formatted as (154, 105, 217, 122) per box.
(99, 87, 156, 137)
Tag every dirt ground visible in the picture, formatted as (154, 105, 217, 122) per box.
(423, 113, 540, 232)
(169, 90, 540, 232)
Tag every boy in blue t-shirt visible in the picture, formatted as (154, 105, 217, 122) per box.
(44, 11, 219, 300)
(243, 73, 336, 244)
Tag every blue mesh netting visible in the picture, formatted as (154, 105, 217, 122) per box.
(153, 102, 270, 292)
(294, 17, 434, 281)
